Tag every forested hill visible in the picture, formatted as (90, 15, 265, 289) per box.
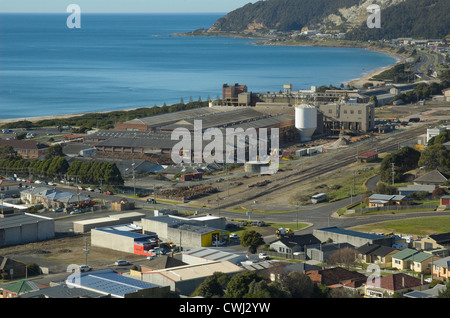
(208, 0, 449, 40)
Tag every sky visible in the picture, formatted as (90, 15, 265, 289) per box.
(0, 0, 256, 13)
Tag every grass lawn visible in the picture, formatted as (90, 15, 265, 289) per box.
(350, 216, 450, 236)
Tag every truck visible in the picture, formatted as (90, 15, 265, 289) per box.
(276, 228, 294, 238)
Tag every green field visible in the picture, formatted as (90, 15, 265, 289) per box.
(351, 216, 450, 236)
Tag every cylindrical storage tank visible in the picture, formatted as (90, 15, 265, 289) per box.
(295, 104, 317, 142)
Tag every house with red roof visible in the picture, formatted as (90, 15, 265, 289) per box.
(364, 273, 429, 298)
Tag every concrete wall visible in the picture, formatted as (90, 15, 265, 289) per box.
(0, 216, 54, 247)
(91, 229, 135, 253)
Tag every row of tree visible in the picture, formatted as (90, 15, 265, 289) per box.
(0, 144, 123, 186)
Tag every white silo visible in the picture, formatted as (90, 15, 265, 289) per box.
(295, 104, 317, 142)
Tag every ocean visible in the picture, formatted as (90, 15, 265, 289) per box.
(0, 13, 397, 120)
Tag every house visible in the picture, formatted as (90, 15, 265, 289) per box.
(357, 243, 399, 269)
(368, 194, 410, 208)
(391, 248, 420, 270)
(0, 257, 27, 280)
(269, 234, 321, 255)
(306, 242, 355, 263)
(398, 184, 436, 196)
(432, 256, 450, 281)
(364, 273, 429, 298)
(264, 262, 321, 282)
(413, 170, 448, 186)
(409, 252, 437, 273)
(413, 232, 450, 250)
(305, 266, 367, 288)
(1, 280, 45, 298)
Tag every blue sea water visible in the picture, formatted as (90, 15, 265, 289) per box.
(0, 13, 397, 120)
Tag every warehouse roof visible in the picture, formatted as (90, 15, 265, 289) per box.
(316, 227, 385, 240)
(66, 269, 161, 298)
(122, 107, 225, 128)
(160, 108, 267, 131)
(0, 213, 53, 230)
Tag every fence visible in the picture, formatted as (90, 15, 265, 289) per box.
(347, 204, 437, 214)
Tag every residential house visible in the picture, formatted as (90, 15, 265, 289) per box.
(305, 266, 367, 289)
(357, 243, 399, 269)
(0, 256, 27, 280)
(1, 280, 45, 298)
(413, 232, 450, 250)
(398, 184, 436, 196)
(409, 252, 438, 274)
(368, 194, 410, 208)
(391, 248, 420, 270)
(264, 262, 321, 282)
(413, 170, 448, 186)
(269, 234, 321, 255)
(432, 256, 450, 281)
(364, 273, 429, 298)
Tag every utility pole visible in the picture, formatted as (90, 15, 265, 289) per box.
(391, 163, 395, 185)
(83, 236, 90, 266)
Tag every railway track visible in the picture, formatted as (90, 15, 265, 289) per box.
(219, 125, 429, 208)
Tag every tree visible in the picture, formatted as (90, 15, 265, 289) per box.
(278, 271, 325, 298)
(191, 272, 229, 298)
(380, 147, 421, 183)
(327, 247, 358, 269)
(418, 144, 450, 172)
(224, 271, 263, 298)
(45, 144, 64, 160)
(240, 230, 265, 254)
(0, 145, 19, 160)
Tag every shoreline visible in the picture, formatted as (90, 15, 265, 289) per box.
(1, 38, 407, 125)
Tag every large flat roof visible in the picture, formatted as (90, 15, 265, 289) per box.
(316, 227, 385, 240)
(0, 213, 53, 230)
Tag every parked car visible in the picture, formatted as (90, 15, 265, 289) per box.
(70, 209, 83, 215)
(259, 253, 269, 260)
(229, 233, 239, 240)
(52, 207, 64, 212)
(146, 198, 157, 204)
(104, 190, 113, 195)
(79, 265, 92, 272)
(114, 260, 130, 266)
(86, 187, 94, 192)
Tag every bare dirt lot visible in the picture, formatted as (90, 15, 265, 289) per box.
(1, 234, 146, 274)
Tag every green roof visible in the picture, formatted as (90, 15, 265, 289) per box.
(392, 248, 419, 260)
(406, 252, 433, 263)
(3, 280, 41, 295)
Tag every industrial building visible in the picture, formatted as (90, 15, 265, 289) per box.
(0, 213, 55, 247)
(91, 224, 158, 254)
(222, 83, 251, 106)
(313, 227, 395, 247)
(317, 102, 375, 132)
(73, 212, 145, 233)
(133, 260, 242, 295)
(141, 214, 228, 248)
